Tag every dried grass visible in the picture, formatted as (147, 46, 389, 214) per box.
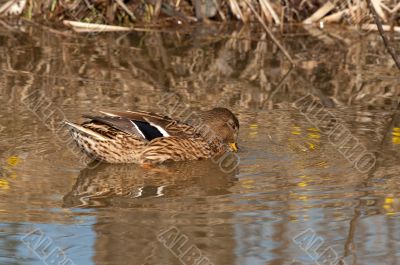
(0, 0, 397, 31)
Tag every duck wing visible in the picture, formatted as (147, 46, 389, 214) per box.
(82, 114, 150, 140)
(84, 110, 197, 141)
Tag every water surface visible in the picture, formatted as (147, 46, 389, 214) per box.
(0, 22, 399, 265)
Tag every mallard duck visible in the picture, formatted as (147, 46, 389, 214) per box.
(64, 108, 239, 164)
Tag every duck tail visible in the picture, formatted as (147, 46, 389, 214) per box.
(64, 120, 111, 161)
(64, 121, 108, 141)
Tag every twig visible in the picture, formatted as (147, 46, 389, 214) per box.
(243, 0, 295, 66)
(360, 24, 400, 33)
(22, 18, 74, 37)
(115, 0, 137, 21)
(158, 2, 197, 23)
(370, 0, 387, 22)
(343, 202, 360, 264)
(343, 98, 400, 264)
(63, 20, 131, 32)
(0, 18, 20, 32)
(0, 0, 26, 16)
(259, 0, 280, 25)
(83, 0, 94, 9)
(263, 66, 293, 104)
(228, 0, 244, 21)
(303, 1, 336, 24)
(389, 2, 400, 13)
(322, 5, 360, 23)
(154, 0, 162, 18)
(212, 0, 226, 21)
(366, 0, 400, 71)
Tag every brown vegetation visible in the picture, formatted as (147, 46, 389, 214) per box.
(0, 0, 399, 31)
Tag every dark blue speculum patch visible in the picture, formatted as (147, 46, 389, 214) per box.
(133, 121, 164, 140)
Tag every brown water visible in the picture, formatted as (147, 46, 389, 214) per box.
(0, 22, 399, 265)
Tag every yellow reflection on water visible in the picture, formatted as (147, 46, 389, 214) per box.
(239, 178, 255, 189)
(0, 155, 23, 190)
(291, 126, 301, 135)
(392, 128, 400, 145)
(297, 182, 307, 188)
(248, 124, 258, 138)
(290, 126, 321, 152)
(7, 156, 21, 166)
(308, 142, 316, 150)
(308, 132, 321, 139)
(383, 196, 397, 215)
(297, 175, 310, 188)
(0, 179, 10, 190)
(297, 195, 308, 201)
(296, 175, 310, 203)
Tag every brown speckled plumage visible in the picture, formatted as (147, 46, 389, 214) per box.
(65, 108, 239, 164)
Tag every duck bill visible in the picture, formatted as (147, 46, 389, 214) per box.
(229, 143, 238, 152)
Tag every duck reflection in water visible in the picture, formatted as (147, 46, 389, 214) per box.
(63, 156, 239, 208)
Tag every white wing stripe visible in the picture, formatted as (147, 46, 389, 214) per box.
(99, 111, 118, 117)
(150, 122, 170, 137)
(130, 120, 146, 139)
